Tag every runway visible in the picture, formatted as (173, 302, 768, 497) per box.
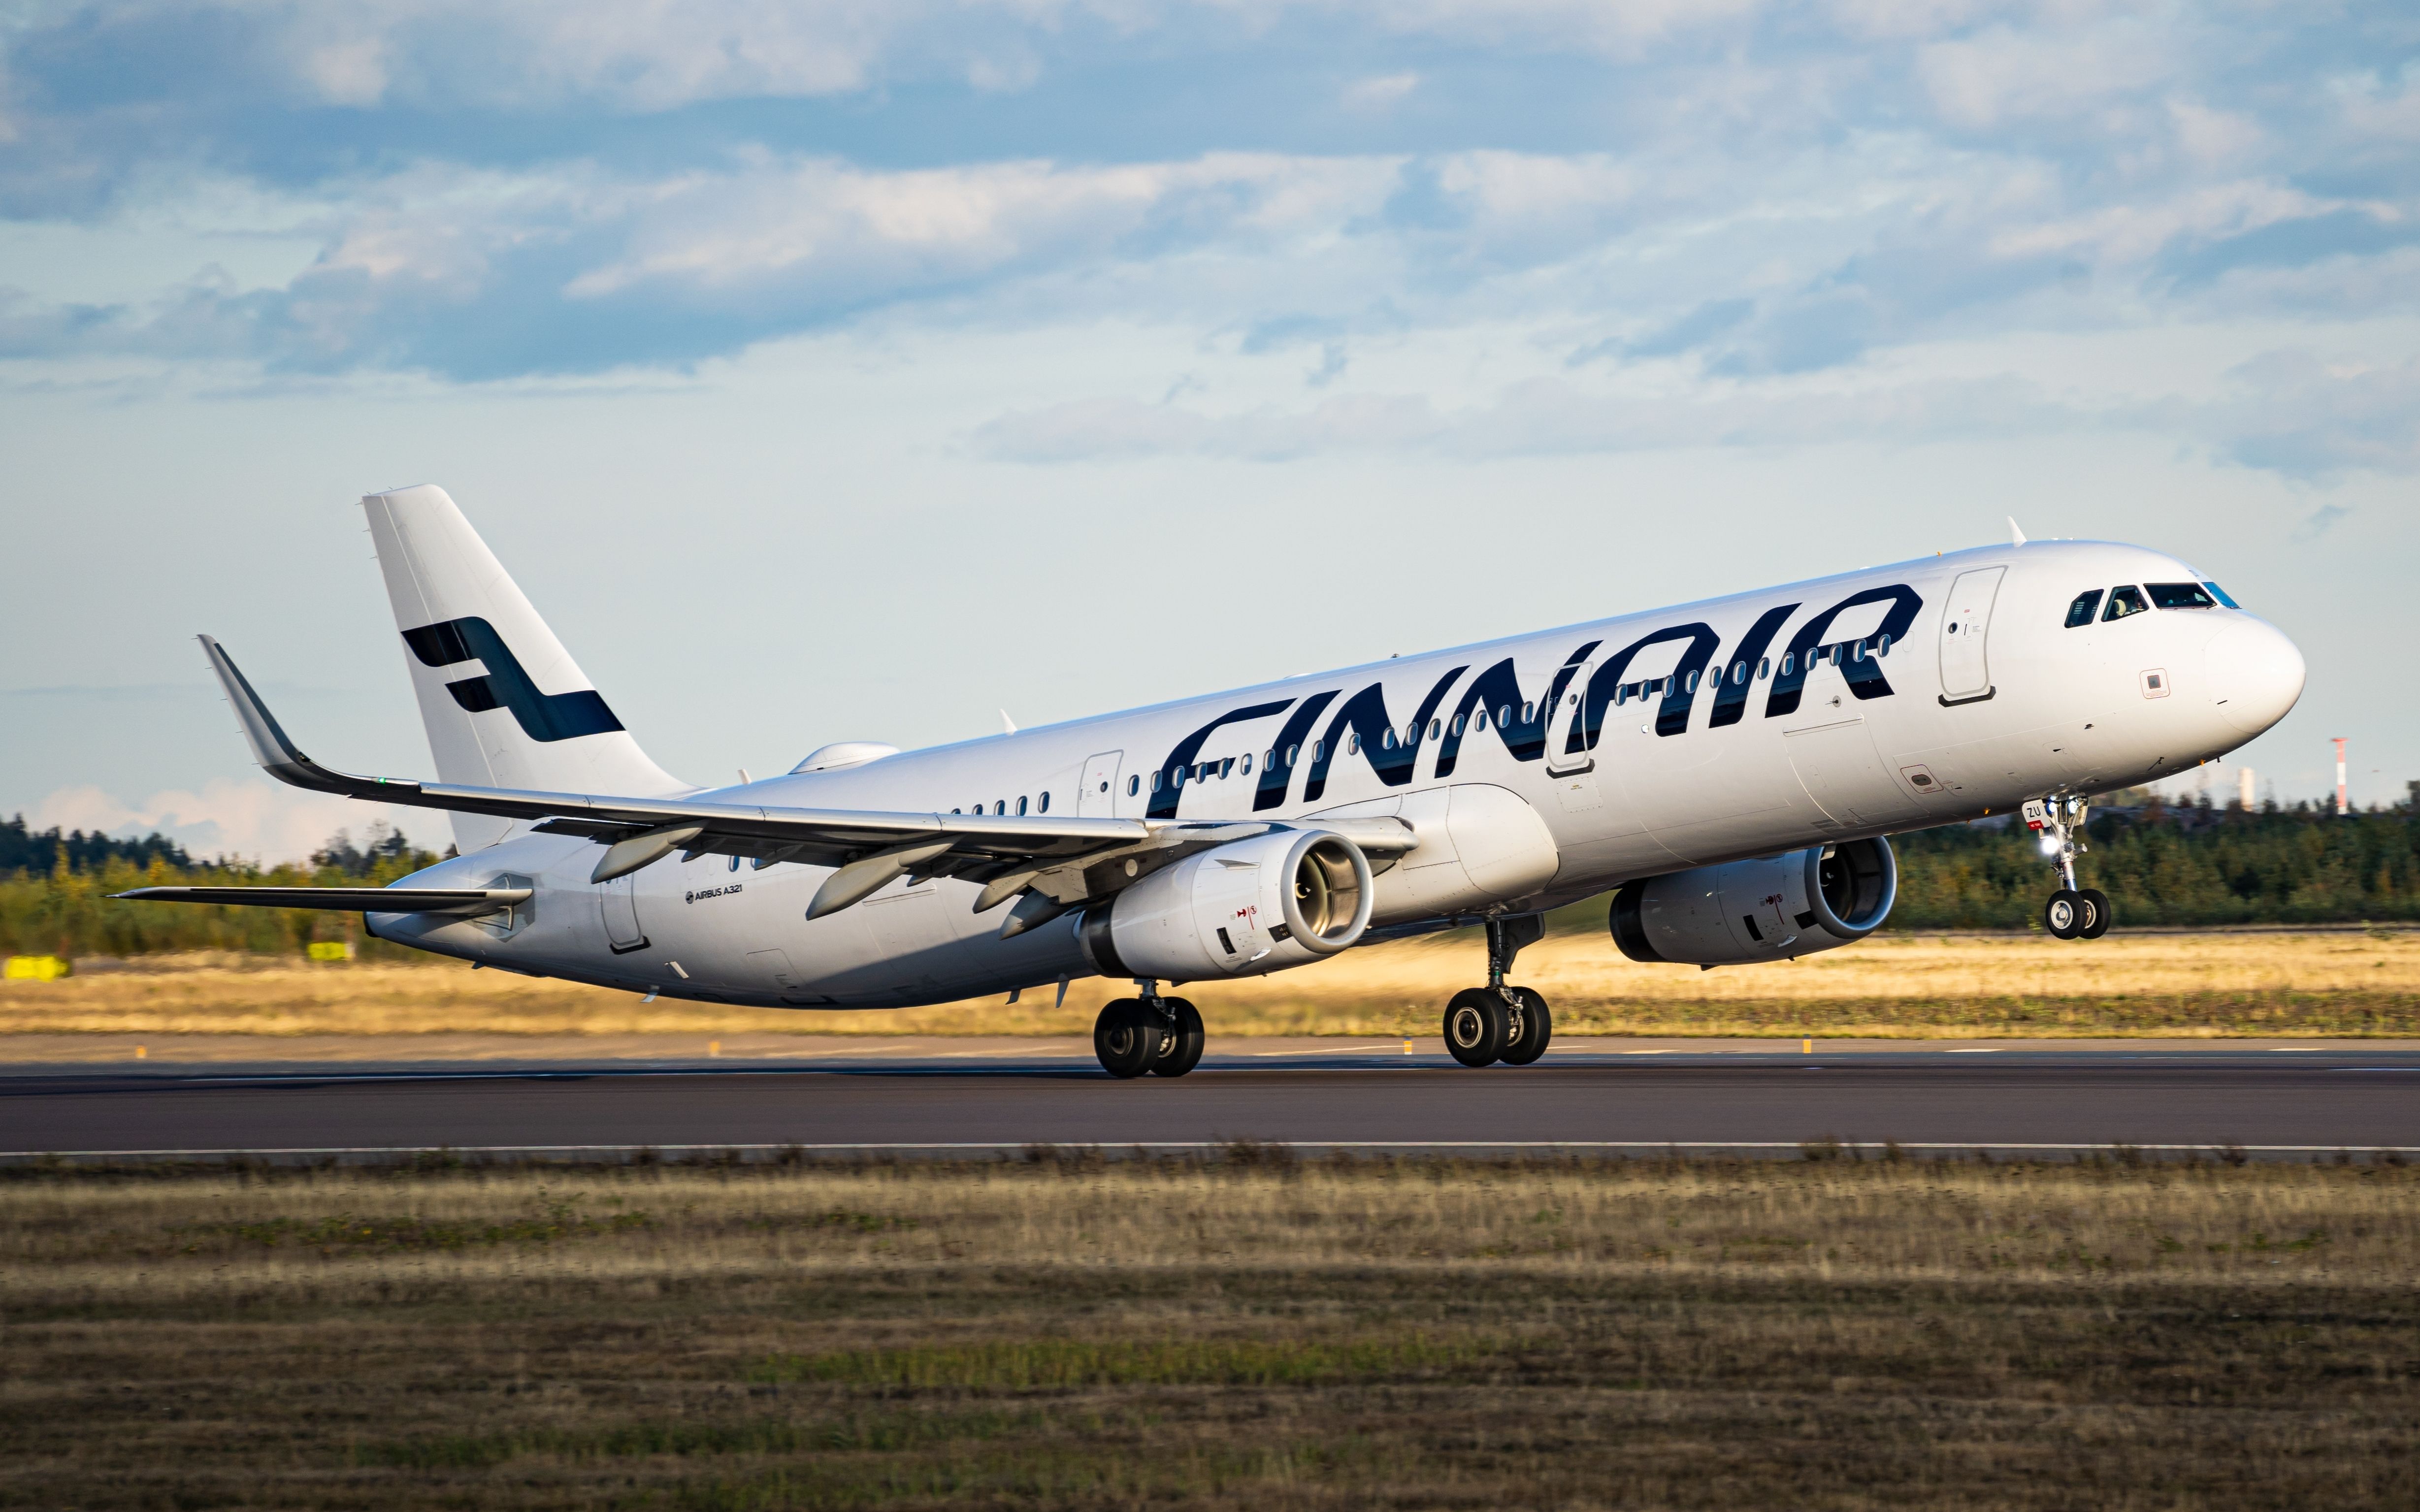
(4, 1041, 2418, 1160)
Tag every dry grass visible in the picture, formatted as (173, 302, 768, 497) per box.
(3, 1153, 2416, 1509)
(5, 929, 2418, 1041)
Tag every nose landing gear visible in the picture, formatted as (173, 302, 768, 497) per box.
(2026, 797, 2113, 941)
(1093, 981, 1204, 1078)
(1444, 916, 1553, 1067)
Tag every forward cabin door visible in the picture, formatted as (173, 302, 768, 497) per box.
(1079, 750, 1123, 817)
(1938, 567, 2005, 704)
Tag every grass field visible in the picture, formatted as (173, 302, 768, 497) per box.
(5, 927, 2419, 1040)
(3, 1153, 2415, 1509)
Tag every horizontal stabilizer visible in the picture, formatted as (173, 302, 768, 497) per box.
(112, 886, 531, 917)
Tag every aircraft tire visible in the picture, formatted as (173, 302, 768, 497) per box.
(1093, 999, 1159, 1078)
(1497, 987, 1553, 1065)
(1149, 998, 1205, 1077)
(2078, 888, 2112, 939)
(2044, 889, 2084, 940)
(1444, 988, 1509, 1067)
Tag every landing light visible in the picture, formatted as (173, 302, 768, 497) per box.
(2037, 836, 2061, 856)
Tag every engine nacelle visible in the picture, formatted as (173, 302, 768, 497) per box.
(1610, 836, 1897, 967)
(1081, 829, 1374, 982)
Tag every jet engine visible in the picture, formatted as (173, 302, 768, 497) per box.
(1609, 836, 1897, 967)
(1080, 828, 1374, 982)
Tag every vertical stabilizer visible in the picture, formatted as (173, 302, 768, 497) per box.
(361, 484, 688, 850)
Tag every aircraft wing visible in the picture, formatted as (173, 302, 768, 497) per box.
(112, 886, 530, 916)
(194, 636, 1415, 928)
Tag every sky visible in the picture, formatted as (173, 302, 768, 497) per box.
(2, 0, 2415, 862)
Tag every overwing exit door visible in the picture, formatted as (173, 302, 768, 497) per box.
(1543, 657, 1600, 774)
(1938, 567, 2005, 705)
(1078, 750, 1123, 816)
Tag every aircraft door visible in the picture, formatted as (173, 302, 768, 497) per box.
(1542, 656, 1600, 775)
(598, 874, 646, 953)
(1938, 567, 2005, 703)
(1079, 750, 1123, 817)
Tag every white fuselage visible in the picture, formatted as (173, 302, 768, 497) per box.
(371, 539, 2303, 1007)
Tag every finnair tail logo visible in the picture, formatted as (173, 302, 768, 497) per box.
(401, 617, 623, 743)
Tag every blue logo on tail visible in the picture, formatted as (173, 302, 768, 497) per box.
(401, 617, 623, 743)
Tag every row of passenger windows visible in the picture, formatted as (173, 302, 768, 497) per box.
(953, 792, 1049, 817)
(2065, 581, 2235, 628)
(1093, 640, 1899, 797)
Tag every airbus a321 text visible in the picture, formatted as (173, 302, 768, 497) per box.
(121, 487, 2306, 1076)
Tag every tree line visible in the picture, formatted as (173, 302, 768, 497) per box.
(2, 801, 2415, 959)
(0, 822, 443, 960)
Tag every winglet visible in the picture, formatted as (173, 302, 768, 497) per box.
(2007, 517, 2027, 547)
(195, 635, 410, 800)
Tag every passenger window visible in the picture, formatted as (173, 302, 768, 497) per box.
(1240, 753, 1252, 775)
(1758, 657, 1770, 679)
(1151, 772, 1163, 794)
(2102, 585, 2149, 621)
(1496, 705, 1511, 727)
(1429, 718, 1441, 740)
(1220, 757, 1235, 778)
(2203, 581, 2240, 609)
(1312, 740, 1325, 763)
(1521, 702, 1534, 723)
(1037, 792, 1049, 813)
(2064, 589, 2102, 627)
(1126, 774, 1140, 797)
(1877, 634, 1892, 657)
(1347, 733, 1360, 754)
(1285, 743, 1299, 765)
(994, 800, 1007, 815)
(1016, 795, 1029, 816)
(2147, 582, 2216, 610)
(1781, 652, 1795, 676)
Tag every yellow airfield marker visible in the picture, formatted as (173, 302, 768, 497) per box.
(709, 1040, 721, 1057)
(1803, 1039, 1812, 1055)
(136, 1046, 147, 1059)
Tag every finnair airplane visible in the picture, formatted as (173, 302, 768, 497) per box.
(123, 486, 2305, 1077)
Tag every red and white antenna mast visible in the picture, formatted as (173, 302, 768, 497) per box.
(2334, 737, 2349, 815)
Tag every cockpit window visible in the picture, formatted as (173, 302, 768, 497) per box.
(2202, 581, 2240, 609)
(2147, 582, 2216, 610)
(2064, 589, 2104, 628)
(2102, 585, 2149, 621)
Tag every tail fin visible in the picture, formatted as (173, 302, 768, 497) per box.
(362, 484, 687, 850)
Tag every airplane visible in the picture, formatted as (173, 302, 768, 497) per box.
(119, 486, 2306, 1077)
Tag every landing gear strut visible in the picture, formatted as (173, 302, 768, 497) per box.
(1094, 980, 1204, 1079)
(2026, 796, 2112, 941)
(1445, 916, 1552, 1068)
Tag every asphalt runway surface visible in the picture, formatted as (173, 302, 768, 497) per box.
(4, 1043, 2418, 1160)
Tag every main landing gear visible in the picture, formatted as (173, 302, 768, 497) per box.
(1444, 916, 1553, 1068)
(1093, 982, 1204, 1079)
(2025, 796, 2112, 942)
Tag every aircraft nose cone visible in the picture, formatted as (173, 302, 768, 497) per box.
(2204, 617, 2305, 736)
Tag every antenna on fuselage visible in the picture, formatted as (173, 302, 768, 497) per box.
(2007, 517, 2028, 547)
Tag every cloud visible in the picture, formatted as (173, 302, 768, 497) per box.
(2199, 352, 2420, 480)
(29, 780, 446, 866)
(1342, 71, 1418, 109)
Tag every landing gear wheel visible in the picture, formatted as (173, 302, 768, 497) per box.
(1444, 988, 1510, 1067)
(2044, 889, 2084, 940)
(1498, 988, 1553, 1065)
(1148, 998, 1205, 1077)
(2077, 888, 2111, 939)
(1093, 998, 1162, 1079)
